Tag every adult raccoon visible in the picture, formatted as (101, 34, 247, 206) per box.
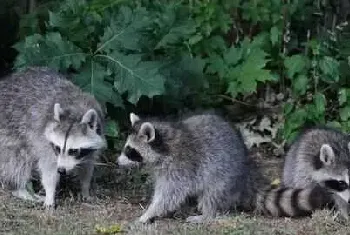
(0, 67, 106, 208)
(117, 112, 332, 223)
(283, 126, 350, 219)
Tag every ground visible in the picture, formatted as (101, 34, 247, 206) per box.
(1, 150, 350, 235)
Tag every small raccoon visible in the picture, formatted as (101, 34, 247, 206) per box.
(0, 67, 106, 208)
(117, 112, 332, 223)
(283, 126, 350, 219)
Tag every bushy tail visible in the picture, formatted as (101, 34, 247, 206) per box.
(256, 185, 332, 217)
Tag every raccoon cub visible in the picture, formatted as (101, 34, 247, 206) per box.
(283, 126, 350, 219)
(0, 67, 106, 208)
(117, 112, 332, 223)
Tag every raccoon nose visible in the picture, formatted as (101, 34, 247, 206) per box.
(57, 168, 66, 175)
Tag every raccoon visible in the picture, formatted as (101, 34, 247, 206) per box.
(283, 126, 350, 219)
(117, 112, 333, 223)
(0, 67, 106, 208)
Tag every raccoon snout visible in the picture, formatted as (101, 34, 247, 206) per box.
(57, 168, 67, 175)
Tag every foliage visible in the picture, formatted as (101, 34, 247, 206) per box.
(207, 34, 277, 98)
(12, 0, 350, 144)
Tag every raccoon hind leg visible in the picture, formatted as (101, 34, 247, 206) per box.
(0, 146, 42, 203)
(186, 193, 217, 223)
(138, 180, 191, 223)
(186, 181, 241, 223)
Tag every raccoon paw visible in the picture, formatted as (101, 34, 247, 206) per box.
(43, 200, 56, 210)
(332, 210, 349, 223)
(125, 218, 151, 231)
(138, 214, 155, 224)
(186, 215, 211, 224)
(82, 196, 94, 203)
(12, 189, 42, 203)
(78, 192, 93, 203)
(42, 203, 55, 211)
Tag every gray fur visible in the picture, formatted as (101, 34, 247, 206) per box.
(283, 126, 350, 219)
(117, 112, 331, 223)
(0, 67, 106, 207)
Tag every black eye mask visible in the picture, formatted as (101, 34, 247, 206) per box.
(68, 148, 97, 159)
(50, 143, 61, 156)
(124, 146, 143, 162)
(324, 180, 349, 192)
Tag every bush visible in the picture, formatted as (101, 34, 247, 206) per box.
(13, 0, 350, 145)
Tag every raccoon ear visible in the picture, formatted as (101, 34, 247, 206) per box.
(54, 103, 64, 122)
(130, 113, 140, 126)
(81, 109, 98, 129)
(139, 122, 155, 143)
(320, 144, 335, 165)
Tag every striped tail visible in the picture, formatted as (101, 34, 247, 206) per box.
(256, 185, 333, 217)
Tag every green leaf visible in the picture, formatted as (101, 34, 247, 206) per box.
(207, 54, 226, 79)
(283, 108, 307, 143)
(319, 56, 339, 82)
(155, 20, 197, 49)
(289, 108, 307, 129)
(97, 6, 152, 52)
(226, 81, 239, 98)
(243, 47, 269, 69)
(340, 106, 350, 121)
(250, 33, 269, 49)
(99, 53, 165, 104)
(283, 102, 294, 115)
(327, 121, 342, 129)
(236, 48, 274, 88)
(224, 44, 274, 97)
(292, 74, 308, 95)
(13, 32, 86, 71)
(270, 26, 279, 46)
(314, 93, 326, 114)
(238, 73, 258, 93)
(284, 55, 308, 78)
(339, 88, 348, 106)
(47, 3, 100, 46)
(188, 34, 203, 45)
(49, 10, 77, 29)
(202, 36, 227, 53)
(73, 60, 123, 108)
(105, 120, 119, 137)
(223, 46, 242, 65)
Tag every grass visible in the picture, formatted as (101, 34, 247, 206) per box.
(1, 151, 350, 235)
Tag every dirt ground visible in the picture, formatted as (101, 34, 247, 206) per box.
(1, 150, 350, 235)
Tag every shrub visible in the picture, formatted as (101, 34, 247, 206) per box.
(13, 0, 350, 146)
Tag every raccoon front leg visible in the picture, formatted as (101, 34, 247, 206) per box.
(138, 181, 189, 223)
(77, 161, 95, 200)
(38, 160, 59, 208)
(186, 194, 217, 223)
(333, 195, 350, 221)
